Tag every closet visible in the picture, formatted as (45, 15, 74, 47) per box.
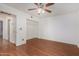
(26, 19, 38, 40)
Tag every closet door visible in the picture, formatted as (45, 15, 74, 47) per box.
(27, 20, 38, 40)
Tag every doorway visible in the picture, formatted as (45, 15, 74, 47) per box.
(0, 21, 3, 39)
(0, 13, 16, 49)
(0, 21, 3, 47)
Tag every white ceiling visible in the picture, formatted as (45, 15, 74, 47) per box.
(5, 3, 79, 18)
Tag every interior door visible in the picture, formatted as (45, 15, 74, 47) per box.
(27, 20, 38, 40)
(8, 19, 10, 42)
(9, 17, 16, 44)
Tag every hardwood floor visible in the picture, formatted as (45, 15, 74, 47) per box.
(26, 38, 79, 56)
(0, 38, 27, 56)
(0, 38, 79, 56)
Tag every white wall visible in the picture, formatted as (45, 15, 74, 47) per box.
(39, 11, 79, 45)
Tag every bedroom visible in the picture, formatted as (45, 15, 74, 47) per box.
(0, 3, 79, 56)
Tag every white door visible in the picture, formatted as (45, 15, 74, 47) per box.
(27, 20, 38, 40)
(8, 16, 16, 44)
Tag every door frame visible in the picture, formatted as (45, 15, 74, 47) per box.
(7, 16, 16, 45)
(0, 12, 16, 46)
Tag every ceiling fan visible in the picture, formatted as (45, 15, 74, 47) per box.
(28, 3, 54, 14)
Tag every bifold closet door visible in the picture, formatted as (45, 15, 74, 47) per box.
(27, 20, 38, 40)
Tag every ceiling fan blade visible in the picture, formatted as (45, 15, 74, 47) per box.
(39, 3, 42, 5)
(34, 3, 39, 6)
(28, 8, 37, 11)
(46, 3, 54, 7)
(45, 9, 52, 13)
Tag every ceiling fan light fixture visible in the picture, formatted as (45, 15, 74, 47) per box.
(28, 3, 54, 15)
(37, 8, 42, 13)
(37, 8, 45, 14)
(42, 9, 45, 13)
